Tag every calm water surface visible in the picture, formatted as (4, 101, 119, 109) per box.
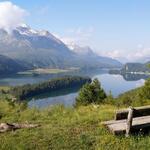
(0, 70, 147, 108)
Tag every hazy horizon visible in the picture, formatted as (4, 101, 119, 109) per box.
(0, 0, 150, 63)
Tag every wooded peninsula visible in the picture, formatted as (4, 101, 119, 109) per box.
(10, 76, 91, 100)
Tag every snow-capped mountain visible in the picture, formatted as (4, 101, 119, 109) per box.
(0, 25, 122, 70)
(15, 24, 63, 45)
(66, 43, 122, 67)
(0, 25, 75, 68)
(67, 43, 95, 56)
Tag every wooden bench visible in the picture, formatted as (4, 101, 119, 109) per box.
(103, 105, 150, 136)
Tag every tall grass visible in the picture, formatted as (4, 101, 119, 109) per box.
(0, 101, 150, 150)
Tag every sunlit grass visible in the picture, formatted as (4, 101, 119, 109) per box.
(0, 100, 150, 150)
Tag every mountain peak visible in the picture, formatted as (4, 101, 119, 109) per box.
(13, 25, 63, 45)
(19, 23, 30, 28)
(65, 42, 96, 56)
(16, 25, 38, 36)
(39, 30, 50, 36)
(0, 24, 122, 69)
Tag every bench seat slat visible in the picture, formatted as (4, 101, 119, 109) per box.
(103, 116, 150, 135)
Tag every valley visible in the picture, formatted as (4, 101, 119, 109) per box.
(0, 1, 150, 149)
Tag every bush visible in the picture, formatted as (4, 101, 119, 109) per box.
(140, 78, 150, 99)
(103, 91, 116, 105)
(75, 78, 106, 106)
(116, 84, 150, 107)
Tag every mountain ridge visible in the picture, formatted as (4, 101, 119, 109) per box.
(0, 54, 27, 75)
(0, 25, 122, 72)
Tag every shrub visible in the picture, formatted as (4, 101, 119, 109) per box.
(140, 78, 150, 99)
(75, 78, 106, 106)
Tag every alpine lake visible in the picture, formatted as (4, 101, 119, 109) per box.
(0, 69, 149, 108)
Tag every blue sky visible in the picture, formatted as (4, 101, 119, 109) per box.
(0, 0, 150, 62)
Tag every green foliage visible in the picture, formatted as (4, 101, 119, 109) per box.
(140, 78, 150, 99)
(75, 78, 106, 106)
(10, 76, 91, 100)
(104, 91, 116, 105)
(115, 81, 150, 107)
(1, 78, 150, 149)
(1, 75, 150, 149)
(1, 100, 150, 150)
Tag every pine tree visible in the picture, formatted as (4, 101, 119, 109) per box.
(75, 78, 106, 106)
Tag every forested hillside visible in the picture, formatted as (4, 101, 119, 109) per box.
(121, 62, 150, 73)
(10, 76, 91, 100)
(0, 55, 26, 75)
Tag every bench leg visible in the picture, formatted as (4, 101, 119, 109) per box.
(126, 107, 134, 137)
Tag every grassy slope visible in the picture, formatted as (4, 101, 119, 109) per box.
(18, 68, 79, 75)
(116, 87, 150, 107)
(0, 85, 150, 150)
(0, 100, 150, 150)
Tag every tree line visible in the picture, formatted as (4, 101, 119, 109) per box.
(10, 76, 91, 100)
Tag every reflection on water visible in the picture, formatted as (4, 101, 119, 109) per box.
(0, 69, 107, 86)
(93, 74, 145, 97)
(0, 69, 149, 108)
(28, 93, 77, 108)
(29, 86, 80, 100)
(122, 73, 150, 81)
(28, 86, 80, 108)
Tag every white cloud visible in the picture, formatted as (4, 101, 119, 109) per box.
(53, 29, 150, 63)
(99, 47, 150, 63)
(127, 48, 150, 62)
(60, 27, 94, 46)
(103, 50, 123, 59)
(0, 1, 28, 32)
(98, 50, 127, 63)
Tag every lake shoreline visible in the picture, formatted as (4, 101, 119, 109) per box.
(0, 70, 147, 108)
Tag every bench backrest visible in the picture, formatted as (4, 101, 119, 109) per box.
(115, 105, 150, 120)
